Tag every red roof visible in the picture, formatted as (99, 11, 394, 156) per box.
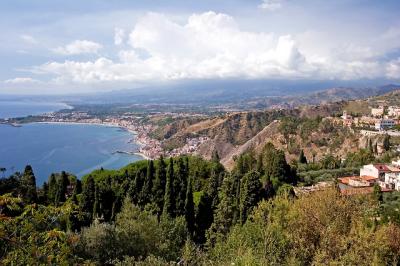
(341, 187, 392, 196)
(338, 176, 377, 185)
(373, 164, 392, 172)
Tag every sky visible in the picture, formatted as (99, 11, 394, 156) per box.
(1, 0, 400, 94)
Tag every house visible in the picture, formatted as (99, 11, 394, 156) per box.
(371, 106, 385, 117)
(338, 175, 378, 187)
(341, 111, 353, 127)
(388, 106, 400, 118)
(359, 164, 396, 180)
(375, 119, 395, 131)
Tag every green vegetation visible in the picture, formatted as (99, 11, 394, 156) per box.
(2, 140, 400, 264)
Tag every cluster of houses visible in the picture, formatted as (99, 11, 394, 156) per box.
(340, 105, 400, 131)
(338, 160, 400, 195)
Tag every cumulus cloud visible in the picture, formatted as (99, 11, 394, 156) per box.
(114, 28, 126, 45)
(52, 40, 103, 55)
(29, 11, 399, 85)
(4, 77, 40, 84)
(387, 58, 400, 79)
(258, 0, 283, 11)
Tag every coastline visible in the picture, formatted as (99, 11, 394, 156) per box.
(32, 121, 150, 161)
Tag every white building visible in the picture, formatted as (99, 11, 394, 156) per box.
(375, 119, 395, 131)
(388, 106, 400, 118)
(359, 163, 400, 191)
(371, 106, 385, 117)
(384, 172, 400, 190)
(359, 164, 400, 180)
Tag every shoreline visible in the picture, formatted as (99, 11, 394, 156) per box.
(27, 121, 150, 161)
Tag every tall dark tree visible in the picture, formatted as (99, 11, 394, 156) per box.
(383, 134, 391, 151)
(163, 157, 175, 217)
(142, 160, 154, 205)
(175, 157, 187, 216)
(239, 171, 262, 224)
(128, 171, 144, 204)
(81, 175, 95, 217)
(263, 143, 294, 188)
(235, 155, 246, 175)
(47, 173, 57, 205)
(93, 184, 100, 218)
(55, 171, 68, 206)
(21, 165, 37, 203)
(207, 171, 220, 211)
(299, 149, 307, 164)
(368, 138, 374, 153)
(40, 182, 49, 204)
(71, 179, 82, 205)
(211, 149, 220, 162)
(153, 156, 167, 212)
(374, 142, 378, 155)
(207, 174, 239, 245)
(184, 177, 195, 236)
(74, 179, 82, 195)
(195, 193, 213, 244)
(256, 153, 264, 174)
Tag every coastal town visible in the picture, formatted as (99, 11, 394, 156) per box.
(0, 110, 210, 160)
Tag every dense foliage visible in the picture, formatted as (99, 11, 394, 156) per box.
(2, 142, 400, 265)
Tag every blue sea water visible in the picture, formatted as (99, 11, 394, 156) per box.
(0, 123, 143, 184)
(0, 102, 143, 185)
(0, 101, 71, 119)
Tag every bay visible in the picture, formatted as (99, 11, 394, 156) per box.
(0, 123, 143, 185)
(0, 100, 71, 119)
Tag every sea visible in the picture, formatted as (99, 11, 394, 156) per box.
(0, 101, 143, 185)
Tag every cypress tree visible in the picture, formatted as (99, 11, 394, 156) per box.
(47, 173, 57, 205)
(368, 138, 373, 153)
(256, 153, 264, 174)
(383, 134, 391, 151)
(299, 149, 307, 164)
(41, 182, 49, 204)
(74, 179, 82, 195)
(195, 192, 213, 244)
(207, 171, 220, 210)
(153, 156, 167, 212)
(136, 172, 146, 206)
(93, 184, 100, 218)
(55, 171, 68, 206)
(185, 177, 195, 236)
(175, 157, 187, 216)
(239, 171, 262, 224)
(207, 174, 238, 246)
(142, 160, 154, 204)
(71, 179, 82, 205)
(81, 175, 95, 217)
(162, 157, 175, 217)
(128, 171, 143, 204)
(21, 165, 37, 203)
(211, 149, 220, 162)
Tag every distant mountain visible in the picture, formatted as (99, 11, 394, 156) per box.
(77, 82, 400, 110)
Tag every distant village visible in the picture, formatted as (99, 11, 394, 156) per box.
(1, 110, 209, 160)
(340, 105, 400, 135)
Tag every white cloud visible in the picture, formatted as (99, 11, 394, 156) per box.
(28, 11, 399, 86)
(258, 0, 283, 11)
(114, 28, 126, 45)
(20, 34, 38, 44)
(386, 58, 400, 79)
(52, 40, 103, 55)
(4, 77, 40, 84)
